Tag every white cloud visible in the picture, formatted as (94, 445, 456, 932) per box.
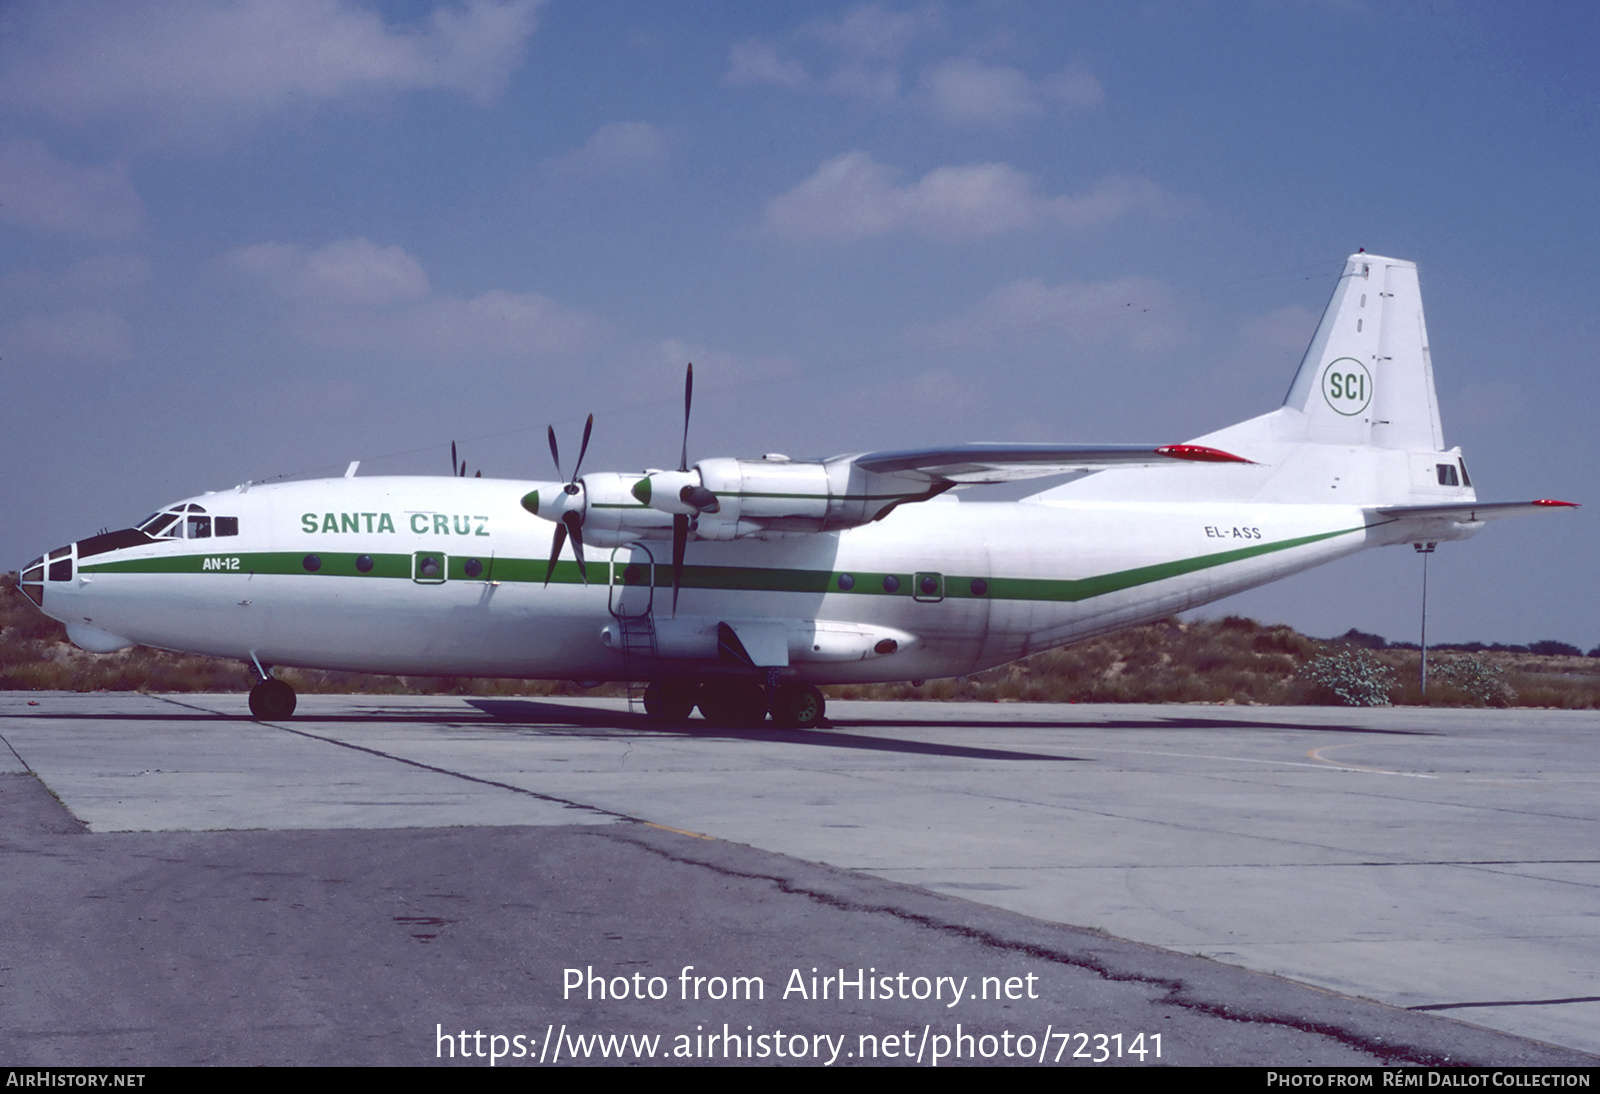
(0, 0, 545, 144)
(5, 310, 134, 365)
(911, 277, 1189, 356)
(543, 122, 669, 178)
(726, 4, 934, 99)
(726, 40, 811, 89)
(804, 3, 932, 61)
(920, 58, 1103, 125)
(726, 6, 1100, 129)
(222, 237, 600, 359)
(765, 153, 1175, 242)
(226, 239, 429, 308)
(0, 140, 143, 238)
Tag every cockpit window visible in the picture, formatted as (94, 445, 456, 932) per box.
(140, 513, 179, 537)
(132, 507, 236, 539)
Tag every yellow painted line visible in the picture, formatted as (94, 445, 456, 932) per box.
(643, 821, 716, 840)
(1309, 744, 1438, 779)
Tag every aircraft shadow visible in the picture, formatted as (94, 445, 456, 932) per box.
(6, 699, 1434, 744)
(828, 714, 1436, 737)
(464, 699, 1084, 762)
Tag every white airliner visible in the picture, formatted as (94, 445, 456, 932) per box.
(18, 253, 1574, 726)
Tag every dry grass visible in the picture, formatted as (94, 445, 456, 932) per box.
(4, 573, 1596, 707)
(827, 616, 1325, 705)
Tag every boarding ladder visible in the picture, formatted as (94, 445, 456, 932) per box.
(608, 545, 659, 714)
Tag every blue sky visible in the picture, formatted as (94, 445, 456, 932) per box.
(4, 1, 1595, 647)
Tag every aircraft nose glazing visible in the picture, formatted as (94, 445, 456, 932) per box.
(17, 548, 63, 607)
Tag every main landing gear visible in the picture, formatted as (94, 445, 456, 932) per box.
(770, 683, 825, 729)
(645, 680, 826, 730)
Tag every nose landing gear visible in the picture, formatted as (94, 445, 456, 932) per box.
(248, 679, 297, 719)
(246, 653, 297, 719)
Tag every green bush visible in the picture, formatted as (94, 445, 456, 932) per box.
(1429, 655, 1516, 707)
(1300, 650, 1396, 706)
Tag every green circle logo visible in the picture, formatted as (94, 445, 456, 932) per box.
(1320, 357, 1372, 416)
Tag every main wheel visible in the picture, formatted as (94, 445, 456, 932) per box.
(771, 683, 825, 729)
(249, 678, 297, 719)
(696, 681, 769, 728)
(643, 681, 695, 722)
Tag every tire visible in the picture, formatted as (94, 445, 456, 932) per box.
(696, 681, 769, 728)
(643, 681, 695, 722)
(771, 684, 825, 729)
(249, 679, 297, 719)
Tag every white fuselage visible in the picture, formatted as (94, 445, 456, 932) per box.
(38, 474, 1377, 684)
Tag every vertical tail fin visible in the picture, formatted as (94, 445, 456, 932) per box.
(1035, 252, 1462, 507)
(1282, 253, 1444, 451)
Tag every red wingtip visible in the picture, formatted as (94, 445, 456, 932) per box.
(1532, 499, 1580, 508)
(1155, 444, 1254, 464)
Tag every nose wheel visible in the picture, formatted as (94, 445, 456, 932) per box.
(249, 678, 297, 719)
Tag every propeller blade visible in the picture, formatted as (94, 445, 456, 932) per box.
(547, 425, 562, 480)
(543, 521, 568, 586)
(679, 362, 693, 473)
(563, 510, 587, 583)
(451, 441, 458, 476)
(573, 414, 593, 482)
(672, 513, 688, 613)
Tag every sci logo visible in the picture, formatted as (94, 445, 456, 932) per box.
(1320, 357, 1372, 416)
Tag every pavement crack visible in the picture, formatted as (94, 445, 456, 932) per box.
(1411, 996, 1600, 1012)
(598, 825, 1536, 1066)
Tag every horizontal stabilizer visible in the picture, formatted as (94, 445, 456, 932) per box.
(852, 442, 1251, 485)
(1369, 499, 1579, 524)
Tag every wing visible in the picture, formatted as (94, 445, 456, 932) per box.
(848, 442, 1252, 485)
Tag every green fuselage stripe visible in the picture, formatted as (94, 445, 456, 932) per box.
(75, 527, 1360, 602)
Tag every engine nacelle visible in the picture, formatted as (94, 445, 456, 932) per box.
(577, 473, 674, 543)
(524, 458, 946, 546)
(627, 456, 936, 539)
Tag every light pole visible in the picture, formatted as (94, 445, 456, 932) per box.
(1414, 541, 1437, 697)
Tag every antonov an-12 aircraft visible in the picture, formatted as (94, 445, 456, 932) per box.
(18, 253, 1575, 726)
